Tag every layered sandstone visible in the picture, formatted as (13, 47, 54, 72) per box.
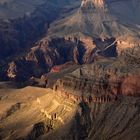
(53, 57, 140, 104)
(44, 57, 140, 140)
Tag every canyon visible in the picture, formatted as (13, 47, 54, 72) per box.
(0, 56, 140, 139)
(0, 0, 140, 140)
(3, 0, 140, 82)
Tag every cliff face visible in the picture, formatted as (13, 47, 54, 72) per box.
(6, 34, 140, 82)
(49, 0, 140, 42)
(68, 97, 140, 140)
(44, 97, 139, 140)
(0, 0, 80, 61)
(52, 45, 140, 100)
(81, 0, 105, 9)
(5, 36, 118, 81)
(0, 66, 140, 140)
(0, 0, 81, 80)
(1, 0, 140, 82)
(1, 46, 140, 140)
(47, 57, 140, 140)
(54, 58, 140, 99)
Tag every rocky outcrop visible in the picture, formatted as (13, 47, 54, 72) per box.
(81, 0, 106, 9)
(47, 56, 140, 140)
(4, 34, 140, 83)
(53, 56, 140, 103)
(49, 0, 140, 42)
(7, 61, 17, 79)
(7, 59, 34, 81)
(5, 36, 118, 81)
(54, 87, 117, 104)
(2, 0, 140, 82)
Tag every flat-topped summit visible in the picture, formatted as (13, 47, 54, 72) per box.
(81, 0, 105, 8)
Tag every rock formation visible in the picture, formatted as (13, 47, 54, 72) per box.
(0, 1, 140, 139)
(45, 52, 140, 140)
(81, 0, 105, 9)
(1, 0, 140, 82)
(5, 35, 118, 81)
(7, 61, 17, 79)
(53, 53, 140, 102)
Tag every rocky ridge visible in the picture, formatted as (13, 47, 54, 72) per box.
(1, 0, 140, 82)
(46, 54, 140, 140)
(6, 36, 118, 81)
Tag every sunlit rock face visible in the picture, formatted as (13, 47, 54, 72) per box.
(46, 57, 140, 140)
(81, 0, 105, 8)
(7, 62, 17, 79)
(49, 0, 140, 43)
(93, 0, 105, 7)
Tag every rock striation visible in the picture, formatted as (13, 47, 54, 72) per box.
(47, 55, 140, 140)
(53, 56, 140, 103)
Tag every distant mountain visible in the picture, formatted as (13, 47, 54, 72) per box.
(0, 0, 80, 60)
(3, 0, 140, 82)
(49, 0, 140, 42)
